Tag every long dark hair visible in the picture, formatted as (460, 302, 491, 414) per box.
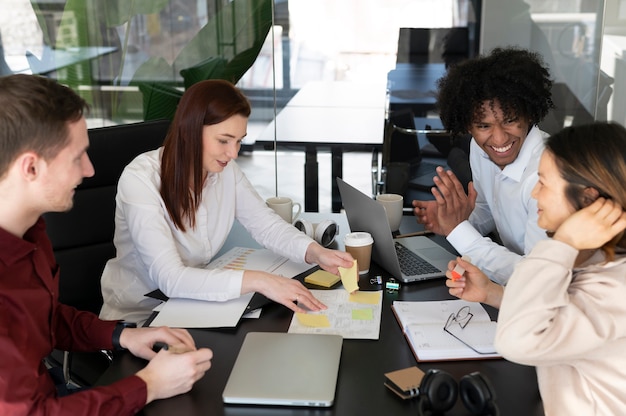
(160, 80, 251, 231)
(545, 122, 626, 260)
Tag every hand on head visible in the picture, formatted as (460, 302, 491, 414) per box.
(413, 167, 476, 236)
(553, 198, 626, 251)
(445, 256, 503, 309)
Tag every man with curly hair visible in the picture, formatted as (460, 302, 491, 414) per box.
(412, 47, 554, 284)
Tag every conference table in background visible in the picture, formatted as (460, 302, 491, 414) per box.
(25, 46, 118, 76)
(257, 81, 386, 213)
(97, 213, 544, 416)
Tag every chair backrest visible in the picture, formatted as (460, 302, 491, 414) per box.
(383, 108, 422, 168)
(43, 120, 170, 314)
(397, 27, 470, 67)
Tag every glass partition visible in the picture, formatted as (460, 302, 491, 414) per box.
(1, 0, 624, 211)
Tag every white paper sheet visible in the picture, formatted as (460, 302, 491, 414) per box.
(149, 294, 253, 328)
(149, 247, 313, 328)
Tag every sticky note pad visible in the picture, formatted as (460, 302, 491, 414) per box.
(295, 312, 331, 327)
(339, 259, 359, 294)
(304, 270, 340, 288)
(349, 291, 381, 305)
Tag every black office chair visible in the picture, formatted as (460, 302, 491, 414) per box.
(44, 119, 170, 387)
(396, 27, 470, 68)
(376, 109, 451, 204)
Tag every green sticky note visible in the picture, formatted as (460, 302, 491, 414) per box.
(352, 308, 373, 320)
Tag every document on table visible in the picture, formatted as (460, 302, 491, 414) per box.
(391, 299, 501, 361)
(288, 289, 383, 339)
(149, 294, 254, 328)
(149, 247, 313, 328)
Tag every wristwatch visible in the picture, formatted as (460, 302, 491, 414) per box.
(112, 321, 137, 350)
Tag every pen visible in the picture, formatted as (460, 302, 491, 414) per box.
(395, 230, 434, 238)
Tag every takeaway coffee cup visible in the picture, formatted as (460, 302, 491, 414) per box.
(344, 232, 374, 275)
(266, 196, 302, 223)
(376, 193, 403, 232)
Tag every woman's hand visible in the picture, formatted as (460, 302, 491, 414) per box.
(445, 256, 503, 309)
(242, 270, 327, 313)
(553, 198, 626, 250)
(304, 242, 354, 275)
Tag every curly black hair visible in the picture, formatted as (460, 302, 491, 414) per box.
(436, 47, 554, 137)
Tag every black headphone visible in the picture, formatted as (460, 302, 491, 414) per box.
(418, 369, 499, 416)
(293, 218, 339, 248)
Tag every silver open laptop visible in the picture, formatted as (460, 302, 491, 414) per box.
(223, 332, 343, 407)
(337, 177, 456, 283)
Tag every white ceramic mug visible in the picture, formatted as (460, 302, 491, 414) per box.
(376, 193, 404, 232)
(266, 196, 302, 223)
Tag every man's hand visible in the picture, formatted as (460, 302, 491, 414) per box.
(430, 167, 477, 235)
(119, 326, 196, 360)
(553, 198, 626, 250)
(412, 199, 443, 234)
(136, 347, 213, 404)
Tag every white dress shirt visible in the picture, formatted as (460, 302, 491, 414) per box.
(99, 148, 314, 323)
(446, 126, 549, 284)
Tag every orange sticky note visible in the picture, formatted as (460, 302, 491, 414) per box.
(451, 255, 471, 280)
(339, 259, 359, 293)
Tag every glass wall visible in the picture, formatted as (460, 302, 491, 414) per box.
(1, 0, 625, 209)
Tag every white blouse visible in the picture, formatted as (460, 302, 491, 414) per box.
(99, 148, 314, 323)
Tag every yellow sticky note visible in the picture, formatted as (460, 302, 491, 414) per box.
(295, 312, 331, 327)
(339, 259, 359, 294)
(352, 308, 374, 320)
(349, 291, 381, 305)
(304, 270, 340, 288)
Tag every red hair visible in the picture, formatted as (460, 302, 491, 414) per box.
(160, 80, 251, 231)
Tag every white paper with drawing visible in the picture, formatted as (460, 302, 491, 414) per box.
(288, 289, 383, 339)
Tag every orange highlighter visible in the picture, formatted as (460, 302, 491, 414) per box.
(450, 255, 471, 281)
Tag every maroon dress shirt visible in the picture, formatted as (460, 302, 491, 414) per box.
(0, 217, 147, 415)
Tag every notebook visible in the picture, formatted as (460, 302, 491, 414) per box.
(223, 332, 343, 407)
(337, 177, 456, 283)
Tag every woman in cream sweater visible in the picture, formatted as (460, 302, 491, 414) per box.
(446, 122, 626, 415)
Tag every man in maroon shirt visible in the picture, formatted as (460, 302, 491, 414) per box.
(0, 74, 214, 415)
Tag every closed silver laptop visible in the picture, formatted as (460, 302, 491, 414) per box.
(337, 177, 456, 283)
(223, 332, 343, 407)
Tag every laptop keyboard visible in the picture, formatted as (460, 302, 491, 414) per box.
(395, 242, 440, 276)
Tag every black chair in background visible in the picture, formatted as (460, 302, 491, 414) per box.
(375, 109, 450, 206)
(396, 27, 470, 68)
(44, 119, 170, 386)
